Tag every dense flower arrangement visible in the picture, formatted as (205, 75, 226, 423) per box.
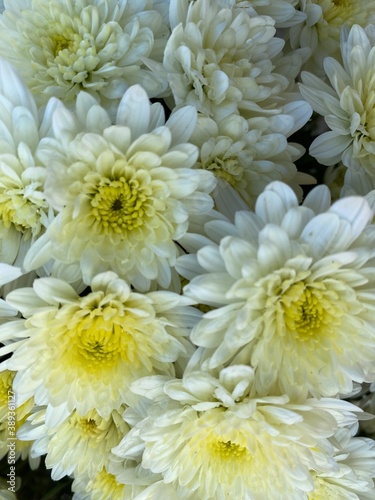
(0, 0, 375, 498)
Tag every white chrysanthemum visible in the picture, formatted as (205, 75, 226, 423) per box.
(23, 85, 216, 290)
(72, 461, 150, 500)
(299, 24, 375, 177)
(0, 271, 199, 418)
(0, 370, 36, 464)
(0, 0, 168, 115)
(114, 365, 365, 499)
(190, 104, 313, 208)
(289, 0, 375, 73)
(177, 181, 375, 399)
(18, 406, 129, 481)
(308, 427, 375, 499)
(0, 58, 56, 266)
(164, 0, 296, 120)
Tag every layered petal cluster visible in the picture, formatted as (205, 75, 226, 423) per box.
(0, 58, 55, 266)
(24, 85, 216, 290)
(0, 271, 199, 418)
(299, 24, 375, 177)
(177, 181, 375, 399)
(18, 406, 129, 481)
(0, 0, 168, 115)
(164, 0, 294, 120)
(190, 103, 312, 208)
(289, 0, 375, 73)
(0, 370, 35, 464)
(114, 366, 366, 498)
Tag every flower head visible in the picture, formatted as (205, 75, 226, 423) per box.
(289, 0, 375, 73)
(0, 58, 56, 266)
(299, 24, 375, 176)
(190, 105, 312, 208)
(0, 0, 168, 115)
(18, 406, 129, 481)
(114, 365, 365, 498)
(0, 271, 198, 418)
(164, 0, 293, 120)
(178, 181, 375, 398)
(24, 85, 215, 290)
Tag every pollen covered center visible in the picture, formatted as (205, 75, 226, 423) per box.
(90, 178, 150, 234)
(281, 282, 341, 342)
(209, 439, 250, 461)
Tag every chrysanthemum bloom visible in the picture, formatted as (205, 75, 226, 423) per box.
(0, 0, 168, 115)
(114, 365, 365, 498)
(289, 0, 375, 74)
(164, 0, 297, 120)
(0, 58, 56, 266)
(308, 428, 375, 499)
(0, 370, 36, 464)
(177, 181, 375, 399)
(71, 461, 149, 500)
(17, 406, 129, 480)
(299, 24, 375, 178)
(190, 104, 313, 208)
(23, 85, 216, 290)
(0, 271, 199, 418)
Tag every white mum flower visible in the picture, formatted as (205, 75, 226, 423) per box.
(0, 58, 56, 266)
(177, 181, 375, 399)
(114, 366, 365, 499)
(23, 85, 215, 290)
(72, 462, 149, 500)
(164, 0, 293, 120)
(18, 406, 129, 481)
(0, 271, 199, 418)
(289, 0, 375, 74)
(0, 0, 168, 115)
(299, 24, 375, 177)
(309, 428, 375, 499)
(191, 103, 313, 208)
(0, 370, 36, 465)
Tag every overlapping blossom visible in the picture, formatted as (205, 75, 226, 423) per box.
(114, 365, 366, 498)
(190, 104, 312, 208)
(289, 0, 375, 74)
(299, 24, 375, 179)
(0, 58, 55, 267)
(0, 271, 199, 419)
(177, 181, 375, 399)
(0, 0, 168, 116)
(23, 85, 216, 290)
(164, 0, 300, 120)
(17, 406, 129, 481)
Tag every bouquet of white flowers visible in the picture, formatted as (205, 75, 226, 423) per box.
(0, 0, 375, 498)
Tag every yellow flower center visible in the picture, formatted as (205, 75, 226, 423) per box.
(69, 316, 135, 373)
(77, 417, 101, 438)
(89, 468, 126, 500)
(319, 0, 366, 25)
(281, 282, 342, 342)
(0, 371, 14, 408)
(0, 187, 46, 235)
(51, 33, 74, 55)
(206, 157, 244, 187)
(209, 439, 250, 461)
(90, 178, 150, 234)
